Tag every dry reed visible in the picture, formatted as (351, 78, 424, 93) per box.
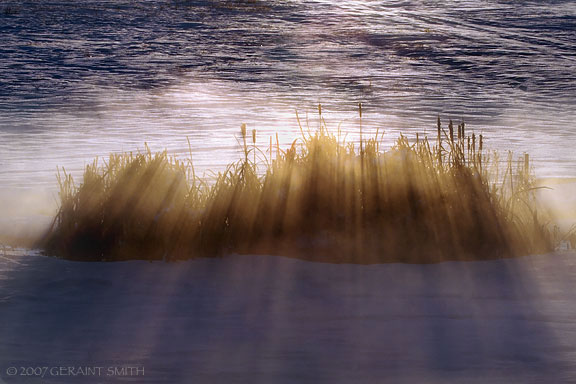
(42, 109, 554, 263)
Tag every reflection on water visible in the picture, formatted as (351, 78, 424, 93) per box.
(0, 0, 575, 191)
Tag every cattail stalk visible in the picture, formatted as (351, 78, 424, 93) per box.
(241, 123, 248, 161)
(437, 115, 441, 144)
(359, 102, 363, 155)
(252, 129, 257, 164)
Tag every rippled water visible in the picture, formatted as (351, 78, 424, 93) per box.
(1, 0, 575, 191)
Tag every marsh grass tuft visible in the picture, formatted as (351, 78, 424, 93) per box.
(43, 112, 554, 263)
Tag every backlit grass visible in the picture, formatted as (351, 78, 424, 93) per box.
(43, 107, 554, 262)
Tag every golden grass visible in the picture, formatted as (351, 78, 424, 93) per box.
(43, 109, 554, 263)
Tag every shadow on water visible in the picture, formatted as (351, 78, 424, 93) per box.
(1, 250, 575, 383)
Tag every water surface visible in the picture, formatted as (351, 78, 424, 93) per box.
(0, 0, 574, 195)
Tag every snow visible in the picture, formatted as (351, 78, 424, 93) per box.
(2, 250, 576, 383)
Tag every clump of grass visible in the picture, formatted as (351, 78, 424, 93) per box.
(43, 108, 553, 263)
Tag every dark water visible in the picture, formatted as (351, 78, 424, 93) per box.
(0, 0, 575, 189)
